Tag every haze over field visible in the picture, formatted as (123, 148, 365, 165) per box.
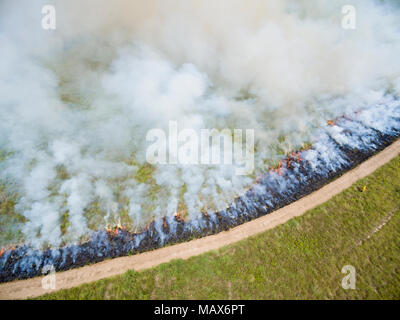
(1, 0, 400, 248)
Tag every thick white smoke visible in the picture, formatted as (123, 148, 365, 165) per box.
(0, 0, 399, 248)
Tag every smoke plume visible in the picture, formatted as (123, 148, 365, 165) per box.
(0, 0, 400, 248)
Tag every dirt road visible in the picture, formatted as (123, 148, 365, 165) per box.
(1, 139, 400, 300)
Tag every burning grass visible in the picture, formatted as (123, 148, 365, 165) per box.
(38, 153, 400, 300)
(2, 0, 400, 286)
(1, 102, 400, 283)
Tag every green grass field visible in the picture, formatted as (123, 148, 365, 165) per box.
(38, 154, 400, 300)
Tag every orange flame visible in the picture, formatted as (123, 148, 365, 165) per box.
(162, 217, 167, 229)
(144, 221, 152, 230)
(0, 248, 5, 257)
(106, 224, 123, 236)
(174, 212, 184, 222)
(273, 161, 284, 176)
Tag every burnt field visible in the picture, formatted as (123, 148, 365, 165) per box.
(2, 0, 400, 287)
(1, 104, 399, 283)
